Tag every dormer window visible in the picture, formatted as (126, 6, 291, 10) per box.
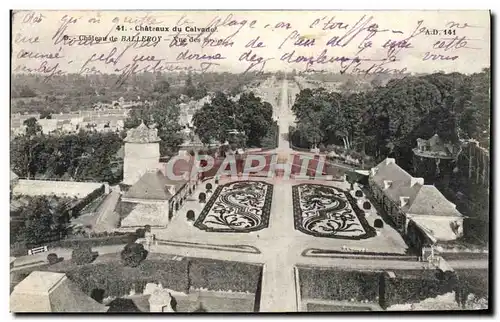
(400, 196, 410, 208)
(383, 180, 392, 189)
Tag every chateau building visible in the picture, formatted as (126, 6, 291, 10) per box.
(369, 158, 464, 252)
(119, 122, 201, 228)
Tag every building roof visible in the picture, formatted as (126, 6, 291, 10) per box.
(124, 122, 161, 143)
(10, 271, 108, 312)
(120, 203, 169, 227)
(124, 171, 174, 200)
(408, 185, 463, 217)
(411, 216, 462, 242)
(371, 158, 463, 217)
(371, 158, 423, 210)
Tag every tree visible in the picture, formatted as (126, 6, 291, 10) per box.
(23, 117, 42, 137)
(120, 243, 148, 267)
(18, 85, 36, 98)
(153, 80, 170, 94)
(184, 74, 197, 98)
(192, 91, 274, 148)
(193, 92, 236, 144)
(124, 97, 183, 156)
(21, 196, 67, 247)
(72, 246, 97, 265)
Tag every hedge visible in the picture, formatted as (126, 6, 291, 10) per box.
(189, 258, 262, 293)
(380, 270, 457, 309)
(56, 259, 190, 298)
(47, 233, 136, 249)
(440, 252, 489, 261)
(454, 268, 489, 305)
(299, 268, 381, 302)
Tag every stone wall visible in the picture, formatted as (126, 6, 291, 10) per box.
(13, 180, 105, 199)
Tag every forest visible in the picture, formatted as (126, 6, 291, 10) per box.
(290, 69, 490, 167)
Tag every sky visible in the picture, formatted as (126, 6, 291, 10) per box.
(11, 10, 491, 76)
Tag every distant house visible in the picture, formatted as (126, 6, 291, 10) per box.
(413, 134, 457, 179)
(38, 119, 59, 134)
(10, 271, 108, 312)
(369, 158, 464, 252)
(414, 134, 456, 159)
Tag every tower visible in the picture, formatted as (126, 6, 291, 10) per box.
(123, 121, 161, 185)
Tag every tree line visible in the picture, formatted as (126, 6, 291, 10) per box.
(10, 130, 123, 183)
(11, 71, 266, 114)
(290, 69, 490, 168)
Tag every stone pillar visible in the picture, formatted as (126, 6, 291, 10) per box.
(149, 289, 175, 312)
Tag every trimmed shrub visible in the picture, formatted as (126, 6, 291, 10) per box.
(121, 243, 148, 267)
(72, 247, 97, 265)
(48, 233, 136, 249)
(215, 178, 219, 185)
(47, 253, 59, 265)
(199, 192, 206, 203)
(206, 183, 213, 192)
(187, 210, 195, 222)
(363, 201, 371, 210)
(355, 190, 363, 197)
(135, 228, 146, 238)
(374, 219, 384, 228)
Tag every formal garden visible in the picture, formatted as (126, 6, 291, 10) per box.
(292, 184, 375, 239)
(194, 181, 273, 233)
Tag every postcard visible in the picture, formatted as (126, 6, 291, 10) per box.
(10, 10, 490, 313)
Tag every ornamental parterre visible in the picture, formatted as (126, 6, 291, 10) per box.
(292, 184, 375, 239)
(194, 181, 273, 233)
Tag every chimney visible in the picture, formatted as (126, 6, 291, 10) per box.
(385, 158, 396, 165)
(410, 177, 424, 187)
(400, 196, 410, 208)
(370, 167, 378, 176)
(383, 180, 392, 189)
